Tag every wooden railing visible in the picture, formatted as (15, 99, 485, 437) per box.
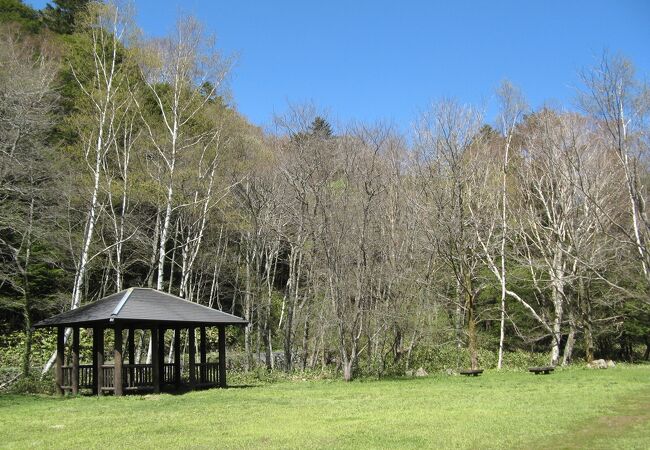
(64, 362, 218, 391)
(163, 363, 175, 384)
(193, 362, 219, 385)
(101, 364, 115, 389)
(122, 364, 153, 388)
(61, 365, 94, 389)
(79, 365, 94, 388)
(99, 364, 155, 389)
(60, 365, 95, 390)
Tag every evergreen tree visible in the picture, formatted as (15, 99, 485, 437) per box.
(309, 116, 333, 138)
(291, 116, 334, 143)
(0, 0, 42, 32)
(43, 0, 90, 34)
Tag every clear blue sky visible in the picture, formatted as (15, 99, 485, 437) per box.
(29, 0, 650, 131)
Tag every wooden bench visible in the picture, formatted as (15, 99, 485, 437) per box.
(459, 369, 483, 377)
(529, 366, 555, 375)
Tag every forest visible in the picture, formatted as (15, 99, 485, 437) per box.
(1, 0, 649, 387)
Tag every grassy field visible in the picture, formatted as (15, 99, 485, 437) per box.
(1, 366, 649, 449)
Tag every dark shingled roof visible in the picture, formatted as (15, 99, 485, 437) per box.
(34, 288, 247, 328)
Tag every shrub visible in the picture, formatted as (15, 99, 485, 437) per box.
(1, 369, 56, 395)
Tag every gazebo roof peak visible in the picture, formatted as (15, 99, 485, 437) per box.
(35, 287, 247, 328)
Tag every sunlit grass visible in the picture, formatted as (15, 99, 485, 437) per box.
(1, 366, 649, 449)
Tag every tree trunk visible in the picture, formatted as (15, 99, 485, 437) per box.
(562, 313, 576, 366)
(243, 237, 253, 371)
(497, 130, 511, 369)
(300, 310, 309, 372)
(455, 281, 463, 352)
(22, 292, 32, 376)
(581, 280, 594, 363)
(550, 312, 562, 366)
(584, 320, 595, 363)
(549, 251, 565, 366)
(343, 358, 354, 382)
(43, 130, 103, 375)
(21, 198, 34, 376)
(466, 279, 479, 370)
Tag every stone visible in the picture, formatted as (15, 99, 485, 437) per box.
(445, 368, 456, 376)
(405, 369, 414, 377)
(588, 359, 608, 369)
(415, 367, 428, 377)
(607, 360, 616, 368)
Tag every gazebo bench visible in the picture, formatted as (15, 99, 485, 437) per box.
(459, 369, 483, 376)
(529, 366, 555, 375)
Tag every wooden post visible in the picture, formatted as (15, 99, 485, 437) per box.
(173, 328, 181, 389)
(151, 327, 160, 394)
(56, 326, 64, 396)
(71, 327, 79, 395)
(114, 326, 123, 396)
(92, 329, 97, 395)
(95, 327, 104, 396)
(158, 327, 166, 385)
(127, 327, 135, 389)
(188, 327, 196, 388)
(199, 326, 206, 384)
(128, 327, 135, 364)
(218, 325, 227, 388)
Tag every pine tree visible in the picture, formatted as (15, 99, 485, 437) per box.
(43, 0, 90, 34)
(309, 116, 333, 138)
(0, 0, 42, 32)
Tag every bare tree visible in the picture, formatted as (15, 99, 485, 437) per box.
(135, 15, 231, 295)
(467, 82, 527, 368)
(0, 25, 59, 375)
(494, 82, 527, 368)
(102, 89, 140, 292)
(515, 110, 590, 365)
(414, 100, 485, 370)
(43, 1, 137, 373)
(579, 53, 649, 287)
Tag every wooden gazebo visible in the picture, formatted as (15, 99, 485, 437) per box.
(35, 288, 247, 396)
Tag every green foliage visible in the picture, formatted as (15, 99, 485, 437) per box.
(0, 0, 42, 33)
(409, 344, 550, 372)
(622, 297, 650, 339)
(0, 329, 57, 368)
(328, 177, 347, 191)
(229, 366, 336, 385)
(291, 116, 334, 143)
(309, 116, 333, 138)
(42, 0, 90, 34)
(0, 365, 20, 387)
(6, 371, 56, 394)
(0, 242, 70, 327)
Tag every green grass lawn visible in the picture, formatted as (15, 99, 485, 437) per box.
(1, 366, 649, 449)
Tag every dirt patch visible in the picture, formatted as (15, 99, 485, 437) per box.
(528, 390, 650, 449)
(597, 414, 645, 428)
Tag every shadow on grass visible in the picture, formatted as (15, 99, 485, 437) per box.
(145, 383, 261, 395)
